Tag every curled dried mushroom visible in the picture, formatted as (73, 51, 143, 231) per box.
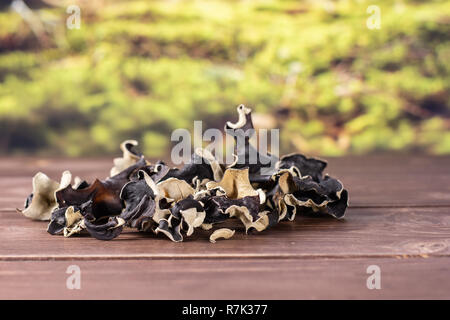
(18, 105, 349, 242)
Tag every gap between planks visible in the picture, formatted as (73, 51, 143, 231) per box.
(1, 252, 448, 262)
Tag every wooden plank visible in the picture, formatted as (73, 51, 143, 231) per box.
(1, 206, 449, 259)
(0, 257, 448, 299)
(0, 156, 448, 300)
(1, 155, 450, 209)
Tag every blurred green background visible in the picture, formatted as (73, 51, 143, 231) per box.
(0, 0, 449, 158)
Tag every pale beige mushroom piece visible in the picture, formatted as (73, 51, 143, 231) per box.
(200, 223, 213, 231)
(110, 140, 141, 177)
(226, 104, 252, 129)
(194, 147, 223, 181)
(151, 195, 172, 224)
(226, 206, 269, 232)
(209, 228, 235, 243)
(206, 168, 258, 199)
(157, 178, 195, 201)
(63, 206, 85, 237)
(17, 170, 72, 221)
(180, 207, 206, 236)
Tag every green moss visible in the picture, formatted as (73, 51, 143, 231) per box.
(0, 0, 448, 156)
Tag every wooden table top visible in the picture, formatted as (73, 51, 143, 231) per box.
(0, 155, 449, 299)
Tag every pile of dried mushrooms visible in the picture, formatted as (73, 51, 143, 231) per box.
(18, 106, 348, 243)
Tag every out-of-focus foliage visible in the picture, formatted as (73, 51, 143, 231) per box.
(0, 0, 449, 157)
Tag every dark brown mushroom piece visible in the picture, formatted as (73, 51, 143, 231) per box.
(55, 157, 147, 220)
(84, 216, 126, 241)
(277, 153, 327, 182)
(273, 170, 348, 220)
(225, 105, 278, 186)
(119, 170, 159, 231)
(160, 148, 222, 185)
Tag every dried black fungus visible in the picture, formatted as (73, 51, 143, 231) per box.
(84, 216, 125, 241)
(55, 157, 147, 219)
(277, 153, 327, 182)
(19, 105, 349, 242)
(119, 170, 158, 231)
(225, 105, 278, 185)
(47, 207, 67, 235)
(160, 148, 223, 185)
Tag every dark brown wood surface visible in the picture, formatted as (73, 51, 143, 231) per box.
(0, 156, 449, 299)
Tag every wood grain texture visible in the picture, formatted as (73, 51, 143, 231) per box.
(0, 156, 449, 299)
(0, 207, 449, 259)
(0, 258, 449, 299)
